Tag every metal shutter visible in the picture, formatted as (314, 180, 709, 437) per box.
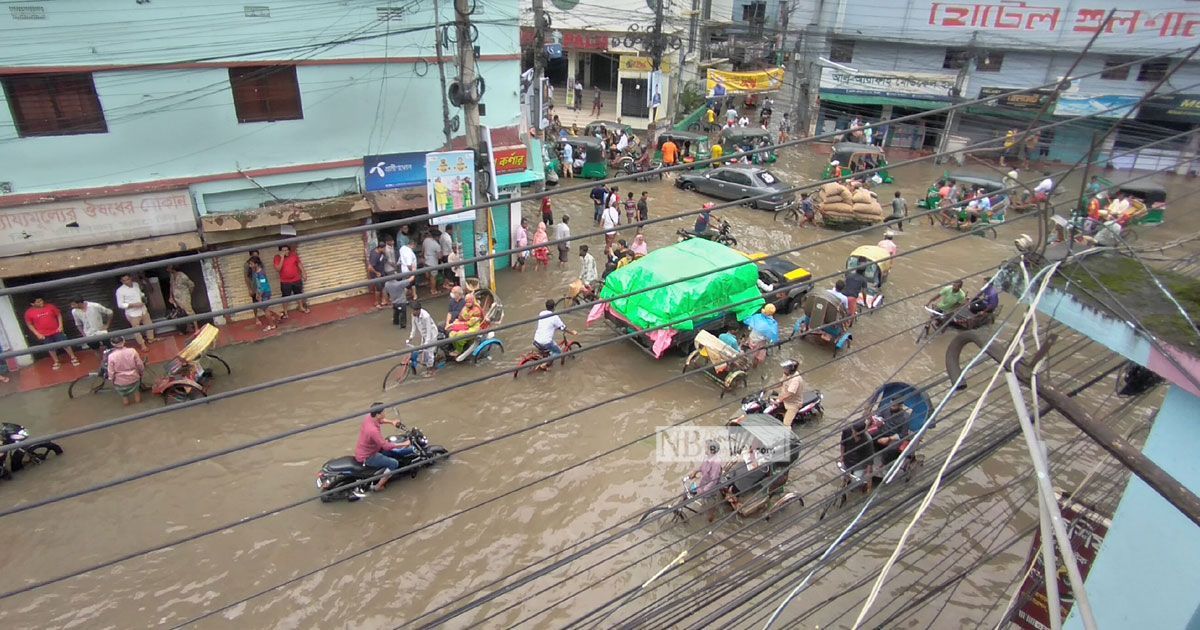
(214, 232, 368, 321)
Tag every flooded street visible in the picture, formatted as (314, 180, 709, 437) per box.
(1, 146, 1196, 629)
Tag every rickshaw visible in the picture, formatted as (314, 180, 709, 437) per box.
(684, 330, 755, 395)
(152, 324, 231, 404)
(553, 278, 601, 310)
(638, 413, 803, 525)
(589, 238, 764, 358)
(845, 245, 892, 314)
(547, 136, 607, 179)
(382, 281, 504, 388)
(917, 173, 1011, 216)
(1099, 179, 1167, 226)
(822, 142, 893, 183)
(655, 130, 711, 166)
(721, 127, 777, 163)
(822, 382, 930, 518)
(791, 292, 852, 356)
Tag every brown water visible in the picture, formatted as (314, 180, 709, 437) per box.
(1, 148, 1196, 629)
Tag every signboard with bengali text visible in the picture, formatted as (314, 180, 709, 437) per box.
(706, 68, 786, 96)
(493, 146, 529, 175)
(819, 68, 956, 99)
(363, 152, 427, 192)
(0, 190, 197, 257)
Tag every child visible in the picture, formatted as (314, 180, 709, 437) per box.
(623, 191, 638, 223)
(532, 222, 550, 271)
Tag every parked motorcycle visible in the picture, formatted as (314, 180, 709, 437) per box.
(677, 219, 737, 247)
(740, 389, 824, 427)
(1, 422, 64, 479)
(316, 425, 448, 502)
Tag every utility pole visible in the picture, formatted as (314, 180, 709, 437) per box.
(777, 1, 789, 66)
(936, 32, 977, 165)
(649, 0, 666, 122)
(796, 21, 826, 137)
(453, 0, 487, 286)
(433, 0, 452, 146)
(532, 0, 547, 117)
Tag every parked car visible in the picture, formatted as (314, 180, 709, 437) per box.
(676, 165, 795, 211)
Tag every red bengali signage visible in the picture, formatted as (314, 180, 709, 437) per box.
(493, 146, 528, 175)
(519, 27, 608, 51)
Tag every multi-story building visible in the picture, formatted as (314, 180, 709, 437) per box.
(0, 1, 527, 366)
(777, 0, 1200, 167)
(520, 0, 734, 128)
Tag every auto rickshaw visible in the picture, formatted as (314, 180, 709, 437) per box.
(655, 130, 711, 166)
(547, 136, 607, 179)
(845, 245, 892, 313)
(152, 324, 231, 404)
(684, 330, 754, 395)
(792, 292, 852, 356)
(822, 142, 893, 183)
(584, 119, 633, 139)
(1107, 179, 1166, 226)
(721, 127, 777, 163)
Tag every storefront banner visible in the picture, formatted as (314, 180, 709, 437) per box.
(1053, 94, 1139, 118)
(1138, 94, 1200, 123)
(364, 152, 427, 192)
(619, 55, 671, 73)
(978, 86, 1056, 110)
(493, 146, 530, 175)
(0, 190, 196, 258)
(820, 68, 955, 99)
(425, 150, 476, 226)
(706, 68, 785, 96)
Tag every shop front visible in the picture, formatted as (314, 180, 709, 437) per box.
(520, 27, 617, 95)
(817, 68, 956, 150)
(199, 195, 371, 322)
(0, 189, 205, 365)
(616, 55, 673, 127)
(1115, 93, 1200, 173)
(492, 140, 545, 271)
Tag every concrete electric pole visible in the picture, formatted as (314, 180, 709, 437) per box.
(434, 0, 453, 146)
(453, 0, 488, 286)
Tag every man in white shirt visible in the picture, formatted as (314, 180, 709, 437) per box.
(115, 274, 154, 347)
(407, 301, 440, 373)
(601, 200, 620, 248)
(398, 240, 418, 298)
(726, 107, 738, 126)
(70, 298, 113, 356)
(555, 215, 571, 267)
(825, 279, 850, 312)
(533, 299, 576, 356)
(1032, 173, 1054, 202)
(616, 132, 629, 153)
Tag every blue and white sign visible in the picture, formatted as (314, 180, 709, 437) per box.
(1053, 94, 1140, 119)
(364, 152, 426, 192)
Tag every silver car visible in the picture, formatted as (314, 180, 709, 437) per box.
(675, 165, 795, 211)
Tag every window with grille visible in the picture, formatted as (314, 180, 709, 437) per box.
(829, 39, 855, 63)
(977, 52, 1003, 72)
(1101, 58, 1130, 81)
(2, 73, 107, 137)
(741, 1, 766, 22)
(228, 66, 303, 123)
(943, 48, 969, 70)
(1137, 59, 1170, 82)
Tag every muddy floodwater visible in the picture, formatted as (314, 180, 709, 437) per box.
(2, 146, 1197, 629)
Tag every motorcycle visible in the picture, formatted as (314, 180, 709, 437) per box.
(740, 389, 824, 427)
(316, 425, 448, 502)
(1, 422, 64, 479)
(677, 219, 737, 248)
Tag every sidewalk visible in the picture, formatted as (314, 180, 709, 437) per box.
(0, 293, 380, 395)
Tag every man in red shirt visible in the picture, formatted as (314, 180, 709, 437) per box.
(355, 404, 414, 493)
(23, 296, 78, 369)
(273, 245, 311, 318)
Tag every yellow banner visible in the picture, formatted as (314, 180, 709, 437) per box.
(619, 55, 671, 73)
(706, 68, 785, 96)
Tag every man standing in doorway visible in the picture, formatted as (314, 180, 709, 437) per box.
(70, 297, 113, 358)
(166, 265, 198, 332)
(274, 245, 311, 318)
(116, 274, 154, 349)
(24, 296, 79, 369)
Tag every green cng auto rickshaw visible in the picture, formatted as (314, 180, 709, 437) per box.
(721, 127, 777, 163)
(655, 130, 711, 166)
(584, 119, 634, 139)
(822, 142, 893, 183)
(548, 136, 608, 179)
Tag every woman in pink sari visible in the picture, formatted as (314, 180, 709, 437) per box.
(532, 222, 550, 271)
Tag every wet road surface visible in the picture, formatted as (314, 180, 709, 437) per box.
(1, 146, 1196, 628)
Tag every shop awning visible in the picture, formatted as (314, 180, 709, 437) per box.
(820, 91, 949, 110)
(0, 233, 202, 278)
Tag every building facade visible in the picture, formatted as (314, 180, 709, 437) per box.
(520, 0, 733, 128)
(786, 0, 1200, 167)
(0, 1, 522, 365)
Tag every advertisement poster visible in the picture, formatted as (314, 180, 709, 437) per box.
(819, 69, 955, 99)
(1053, 94, 1139, 118)
(648, 70, 664, 109)
(706, 68, 785, 96)
(425, 150, 476, 226)
(363, 152, 426, 192)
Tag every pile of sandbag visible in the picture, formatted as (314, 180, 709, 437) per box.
(813, 182, 885, 224)
(849, 187, 885, 223)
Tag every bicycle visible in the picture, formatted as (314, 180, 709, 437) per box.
(512, 332, 581, 378)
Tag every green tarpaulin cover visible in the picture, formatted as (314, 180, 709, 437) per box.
(600, 238, 765, 331)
